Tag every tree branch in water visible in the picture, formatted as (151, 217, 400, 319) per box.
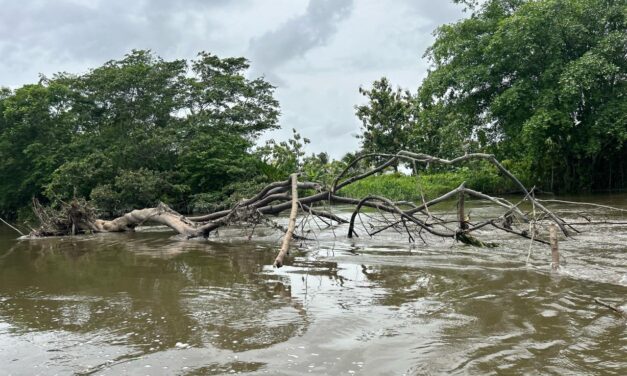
(24, 151, 620, 268)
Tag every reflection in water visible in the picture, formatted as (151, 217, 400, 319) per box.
(0, 196, 626, 375)
(0, 233, 312, 374)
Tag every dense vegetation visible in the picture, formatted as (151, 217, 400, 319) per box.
(0, 51, 285, 219)
(1, 0, 625, 220)
(339, 168, 516, 202)
(357, 0, 627, 192)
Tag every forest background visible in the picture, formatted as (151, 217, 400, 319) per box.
(0, 0, 625, 221)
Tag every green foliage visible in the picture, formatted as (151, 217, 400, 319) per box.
(178, 129, 259, 193)
(339, 174, 424, 202)
(418, 0, 627, 192)
(255, 130, 351, 188)
(356, 0, 627, 192)
(0, 50, 280, 217)
(339, 165, 518, 202)
(0, 83, 74, 217)
(187, 177, 269, 214)
(90, 169, 189, 216)
(355, 78, 415, 169)
(256, 128, 311, 179)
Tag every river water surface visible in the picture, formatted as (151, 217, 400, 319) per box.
(1, 195, 626, 375)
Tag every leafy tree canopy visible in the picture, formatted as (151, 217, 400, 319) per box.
(0, 50, 280, 218)
(355, 78, 415, 169)
(356, 0, 626, 191)
(419, 0, 627, 191)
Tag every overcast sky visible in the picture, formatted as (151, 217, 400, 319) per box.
(0, 0, 465, 158)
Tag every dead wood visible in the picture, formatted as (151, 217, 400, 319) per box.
(458, 184, 468, 231)
(539, 199, 627, 213)
(273, 173, 299, 267)
(24, 151, 619, 268)
(548, 223, 560, 270)
(1, 217, 25, 236)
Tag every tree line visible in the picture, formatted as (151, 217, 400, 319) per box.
(0, 0, 625, 220)
(0, 50, 286, 218)
(357, 0, 626, 192)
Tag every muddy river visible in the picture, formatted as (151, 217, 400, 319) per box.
(1, 195, 626, 375)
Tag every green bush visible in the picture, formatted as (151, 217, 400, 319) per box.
(338, 166, 520, 202)
(90, 169, 189, 216)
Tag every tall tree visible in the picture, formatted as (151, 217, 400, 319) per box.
(419, 0, 627, 191)
(0, 50, 280, 217)
(355, 78, 414, 170)
(0, 83, 74, 218)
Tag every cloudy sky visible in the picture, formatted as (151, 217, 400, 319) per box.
(0, 0, 466, 158)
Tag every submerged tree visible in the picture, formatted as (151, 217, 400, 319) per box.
(27, 150, 621, 271)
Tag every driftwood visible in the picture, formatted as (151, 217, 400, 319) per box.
(23, 151, 622, 267)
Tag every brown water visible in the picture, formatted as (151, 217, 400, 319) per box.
(1, 195, 626, 375)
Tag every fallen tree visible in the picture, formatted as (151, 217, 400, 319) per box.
(24, 151, 621, 267)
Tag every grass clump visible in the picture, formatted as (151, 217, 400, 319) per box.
(338, 167, 517, 201)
